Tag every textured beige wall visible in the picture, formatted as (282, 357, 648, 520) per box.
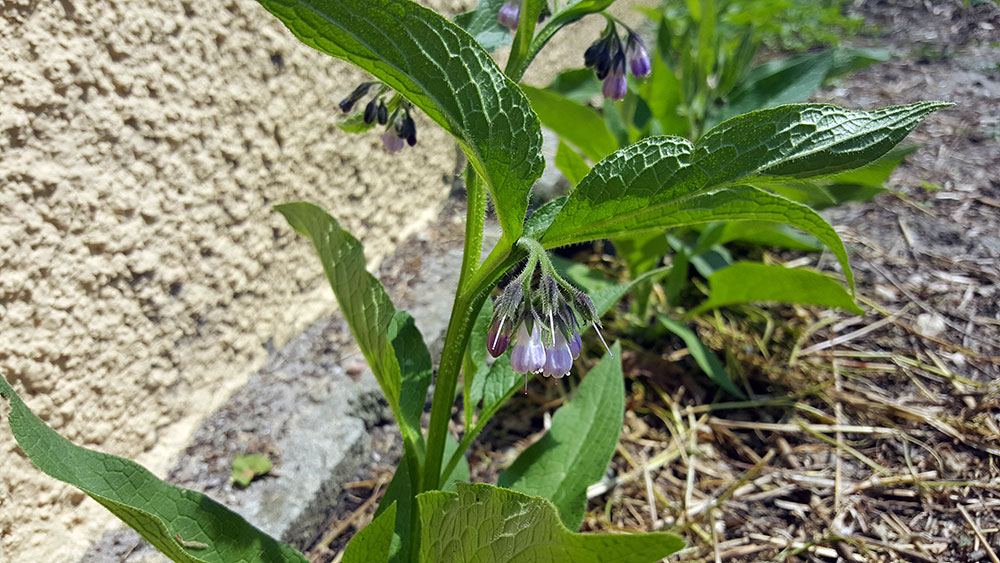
(0, 0, 470, 560)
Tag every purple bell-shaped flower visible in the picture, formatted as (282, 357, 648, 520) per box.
(510, 323, 546, 374)
(542, 331, 573, 378)
(626, 33, 651, 79)
(602, 53, 627, 102)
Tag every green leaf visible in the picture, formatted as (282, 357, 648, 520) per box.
(378, 436, 468, 563)
(716, 50, 835, 123)
(498, 344, 623, 531)
(470, 354, 521, 418)
(523, 196, 566, 240)
(555, 140, 592, 187)
(546, 68, 603, 104)
(257, 0, 543, 242)
(658, 316, 745, 398)
(231, 454, 273, 487)
(714, 222, 822, 252)
(640, 56, 687, 137)
(276, 203, 415, 442)
(0, 375, 308, 563)
(689, 262, 864, 316)
(540, 103, 949, 288)
(343, 503, 397, 563)
(388, 311, 432, 434)
(418, 483, 684, 563)
(453, 0, 512, 52)
(613, 232, 670, 277)
(523, 85, 618, 162)
(337, 111, 378, 134)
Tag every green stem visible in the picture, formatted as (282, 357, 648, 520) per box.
(460, 166, 486, 435)
(421, 167, 490, 494)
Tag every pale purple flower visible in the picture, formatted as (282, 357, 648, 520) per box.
(542, 331, 573, 378)
(602, 64, 627, 101)
(497, 1, 520, 31)
(627, 33, 651, 79)
(510, 323, 545, 374)
(381, 130, 406, 153)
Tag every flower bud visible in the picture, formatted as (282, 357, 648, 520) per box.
(487, 318, 512, 358)
(627, 33, 651, 79)
(584, 42, 603, 68)
(498, 1, 520, 31)
(363, 99, 378, 124)
(377, 101, 388, 125)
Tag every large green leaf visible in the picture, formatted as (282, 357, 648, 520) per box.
(522, 85, 618, 162)
(540, 103, 949, 287)
(689, 262, 864, 315)
(498, 344, 623, 531)
(0, 376, 307, 563)
(276, 203, 415, 441)
(343, 502, 397, 563)
(418, 483, 683, 563)
(257, 0, 543, 242)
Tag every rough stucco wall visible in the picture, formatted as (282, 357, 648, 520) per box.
(0, 0, 471, 560)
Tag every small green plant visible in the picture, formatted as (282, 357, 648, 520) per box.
(0, 1, 947, 561)
(231, 453, 273, 487)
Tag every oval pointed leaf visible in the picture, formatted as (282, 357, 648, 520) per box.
(603, 185, 855, 290)
(418, 483, 684, 563)
(498, 344, 623, 531)
(541, 103, 948, 250)
(257, 0, 543, 241)
(690, 262, 864, 315)
(1, 376, 307, 563)
(277, 203, 425, 444)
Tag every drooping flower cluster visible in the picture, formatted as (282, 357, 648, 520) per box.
(486, 258, 610, 378)
(583, 22, 651, 101)
(338, 81, 417, 153)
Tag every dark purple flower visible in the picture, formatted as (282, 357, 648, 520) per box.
(487, 317, 512, 358)
(626, 33, 651, 79)
(542, 331, 573, 378)
(363, 99, 378, 124)
(377, 101, 388, 125)
(498, 1, 520, 31)
(510, 323, 545, 374)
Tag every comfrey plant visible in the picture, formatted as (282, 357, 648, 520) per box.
(0, 1, 947, 562)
